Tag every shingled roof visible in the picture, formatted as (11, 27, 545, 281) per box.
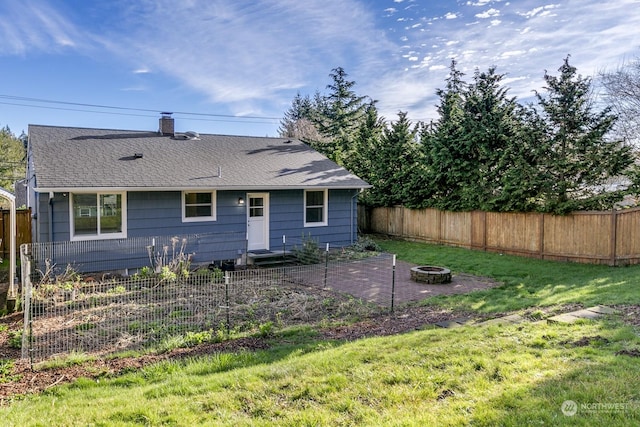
(28, 125, 370, 191)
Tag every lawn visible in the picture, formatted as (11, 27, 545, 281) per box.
(1, 237, 639, 426)
(376, 238, 640, 312)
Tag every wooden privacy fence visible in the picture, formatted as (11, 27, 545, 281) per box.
(0, 209, 32, 260)
(359, 205, 640, 266)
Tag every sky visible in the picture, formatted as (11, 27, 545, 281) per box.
(0, 0, 639, 138)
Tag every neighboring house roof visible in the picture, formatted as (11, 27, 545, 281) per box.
(28, 124, 370, 192)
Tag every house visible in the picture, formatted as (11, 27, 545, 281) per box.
(25, 115, 370, 271)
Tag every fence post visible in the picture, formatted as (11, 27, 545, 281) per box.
(391, 254, 396, 313)
(610, 208, 618, 266)
(224, 273, 231, 336)
(323, 243, 329, 287)
(20, 245, 33, 365)
(282, 235, 286, 263)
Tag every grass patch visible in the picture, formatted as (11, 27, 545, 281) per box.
(34, 351, 96, 371)
(376, 238, 640, 312)
(2, 320, 639, 425)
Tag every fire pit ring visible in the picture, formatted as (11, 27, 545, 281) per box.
(410, 266, 452, 284)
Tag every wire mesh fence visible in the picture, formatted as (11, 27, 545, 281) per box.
(20, 236, 397, 363)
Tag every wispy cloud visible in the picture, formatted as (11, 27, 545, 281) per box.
(0, 0, 86, 55)
(95, 0, 396, 116)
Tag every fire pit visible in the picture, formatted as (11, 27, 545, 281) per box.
(410, 266, 452, 284)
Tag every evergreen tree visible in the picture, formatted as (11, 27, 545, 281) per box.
(535, 56, 633, 213)
(311, 67, 371, 164)
(366, 112, 422, 207)
(490, 105, 549, 212)
(343, 101, 384, 182)
(422, 60, 468, 210)
(461, 66, 528, 211)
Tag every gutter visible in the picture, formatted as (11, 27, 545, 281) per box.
(33, 184, 373, 193)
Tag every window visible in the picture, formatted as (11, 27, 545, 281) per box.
(249, 196, 264, 218)
(71, 193, 126, 240)
(183, 191, 216, 222)
(304, 189, 327, 227)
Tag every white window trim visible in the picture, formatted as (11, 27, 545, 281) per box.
(69, 192, 127, 241)
(182, 190, 217, 222)
(304, 189, 328, 227)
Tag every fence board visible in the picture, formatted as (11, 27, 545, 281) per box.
(615, 208, 640, 264)
(542, 211, 613, 263)
(485, 212, 542, 256)
(360, 205, 640, 265)
(0, 209, 32, 259)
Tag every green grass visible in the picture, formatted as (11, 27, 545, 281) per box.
(1, 238, 640, 426)
(377, 238, 640, 312)
(2, 321, 639, 426)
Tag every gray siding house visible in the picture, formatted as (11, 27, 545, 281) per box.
(26, 116, 369, 271)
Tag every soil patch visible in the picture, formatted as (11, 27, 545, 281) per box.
(561, 335, 610, 347)
(616, 348, 640, 357)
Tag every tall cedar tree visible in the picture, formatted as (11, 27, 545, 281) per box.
(365, 112, 422, 207)
(535, 56, 633, 213)
(461, 67, 530, 211)
(343, 102, 385, 184)
(312, 67, 371, 165)
(421, 60, 468, 210)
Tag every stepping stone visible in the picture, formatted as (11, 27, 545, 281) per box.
(547, 313, 581, 324)
(586, 305, 619, 315)
(452, 317, 475, 326)
(477, 314, 524, 326)
(547, 305, 618, 324)
(435, 320, 462, 328)
(435, 317, 473, 328)
(569, 309, 606, 320)
(547, 311, 601, 324)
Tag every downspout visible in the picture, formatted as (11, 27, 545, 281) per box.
(351, 190, 360, 245)
(48, 192, 54, 243)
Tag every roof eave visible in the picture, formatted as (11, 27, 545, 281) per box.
(34, 184, 372, 193)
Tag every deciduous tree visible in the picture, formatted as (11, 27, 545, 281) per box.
(0, 125, 25, 192)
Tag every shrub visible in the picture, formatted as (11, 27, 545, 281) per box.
(293, 234, 321, 264)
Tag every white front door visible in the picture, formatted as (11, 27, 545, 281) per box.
(247, 193, 269, 251)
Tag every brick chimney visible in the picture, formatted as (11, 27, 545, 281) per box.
(159, 112, 174, 136)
